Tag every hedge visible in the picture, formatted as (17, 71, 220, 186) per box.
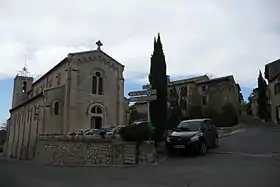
(187, 104, 238, 127)
(119, 122, 153, 141)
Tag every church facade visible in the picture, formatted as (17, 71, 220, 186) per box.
(4, 42, 126, 160)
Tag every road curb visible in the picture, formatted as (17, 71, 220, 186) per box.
(211, 151, 280, 158)
(1, 155, 164, 168)
(219, 129, 246, 138)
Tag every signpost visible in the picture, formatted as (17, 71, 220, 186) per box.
(128, 90, 156, 97)
(128, 84, 157, 123)
(142, 84, 152, 90)
(129, 95, 157, 102)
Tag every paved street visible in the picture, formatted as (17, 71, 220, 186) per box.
(1, 123, 280, 187)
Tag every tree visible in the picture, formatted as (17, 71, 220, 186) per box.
(257, 70, 269, 121)
(166, 85, 183, 129)
(219, 103, 238, 127)
(244, 92, 254, 115)
(149, 34, 168, 141)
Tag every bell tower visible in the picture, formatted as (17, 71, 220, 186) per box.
(12, 65, 33, 108)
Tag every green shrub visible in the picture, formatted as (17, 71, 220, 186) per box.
(202, 106, 220, 125)
(188, 105, 203, 119)
(119, 122, 153, 141)
(218, 103, 238, 127)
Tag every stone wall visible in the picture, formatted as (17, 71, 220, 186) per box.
(35, 135, 156, 166)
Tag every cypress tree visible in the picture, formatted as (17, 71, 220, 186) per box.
(149, 33, 167, 141)
(257, 70, 269, 121)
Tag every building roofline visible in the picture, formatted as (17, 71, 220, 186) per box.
(268, 72, 280, 82)
(265, 58, 280, 81)
(32, 57, 68, 87)
(196, 75, 235, 85)
(69, 49, 125, 68)
(9, 92, 43, 113)
(265, 58, 280, 67)
(236, 83, 241, 91)
(168, 75, 209, 86)
(32, 49, 125, 88)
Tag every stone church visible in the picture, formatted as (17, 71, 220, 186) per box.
(4, 41, 126, 160)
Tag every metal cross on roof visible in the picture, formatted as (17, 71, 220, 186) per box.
(18, 60, 31, 77)
(96, 40, 103, 50)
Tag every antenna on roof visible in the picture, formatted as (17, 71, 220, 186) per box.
(206, 73, 214, 79)
(18, 60, 31, 77)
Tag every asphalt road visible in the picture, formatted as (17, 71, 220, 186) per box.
(1, 124, 280, 187)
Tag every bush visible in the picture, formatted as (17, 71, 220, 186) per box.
(202, 106, 220, 124)
(119, 122, 153, 141)
(188, 106, 203, 119)
(218, 103, 238, 127)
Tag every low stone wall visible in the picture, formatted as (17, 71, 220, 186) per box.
(35, 135, 156, 166)
(138, 141, 156, 164)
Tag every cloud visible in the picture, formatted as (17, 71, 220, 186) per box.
(0, 0, 280, 88)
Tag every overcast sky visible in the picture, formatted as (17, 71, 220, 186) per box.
(1, 0, 280, 87)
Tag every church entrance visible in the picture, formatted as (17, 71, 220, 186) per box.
(91, 116, 102, 129)
(89, 105, 105, 129)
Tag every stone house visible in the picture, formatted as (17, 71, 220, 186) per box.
(127, 102, 148, 123)
(129, 75, 241, 123)
(129, 75, 209, 122)
(169, 75, 241, 119)
(4, 42, 126, 160)
(168, 75, 210, 117)
(265, 58, 280, 124)
(195, 75, 241, 115)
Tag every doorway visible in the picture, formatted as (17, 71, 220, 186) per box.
(276, 106, 280, 124)
(91, 116, 102, 129)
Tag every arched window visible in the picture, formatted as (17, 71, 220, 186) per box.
(54, 102, 59, 115)
(91, 106, 102, 114)
(98, 77, 103, 95)
(22, 81, 27, 93)
(90, 105, 103, 129)
(92, 76, 97, 94)
(92, 72, 103, 95)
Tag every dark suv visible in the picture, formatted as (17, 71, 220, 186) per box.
(165, 119, 218, 155)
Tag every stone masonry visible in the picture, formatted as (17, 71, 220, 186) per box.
(35, 135, 156, 166)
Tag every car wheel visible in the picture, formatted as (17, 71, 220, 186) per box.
(199, 141, 207, 156)
(213, 136, 219, 148)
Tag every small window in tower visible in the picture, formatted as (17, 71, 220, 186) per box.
(54, 102, 59, 115)
(56, 73, 61, 86)
(22, 81, 27, 92)
(202, 95, 208, 105)
(201, 85, 207, 92)
(49, 79, 52, 88)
